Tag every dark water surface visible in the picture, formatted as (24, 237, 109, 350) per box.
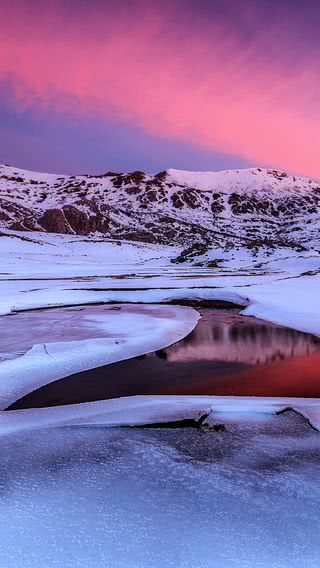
(7, 307, 320, 410)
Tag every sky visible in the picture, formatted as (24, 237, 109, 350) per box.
(0, 0, 320, 176)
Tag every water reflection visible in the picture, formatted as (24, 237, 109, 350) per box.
(166, 310, 318, 365)
(8, 308, 320, 409)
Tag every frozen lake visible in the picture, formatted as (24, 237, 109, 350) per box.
(6, 306, 320, 410)
(0, 306, 320, 566)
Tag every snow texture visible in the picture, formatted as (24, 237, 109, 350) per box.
(0, 411, 319, 568)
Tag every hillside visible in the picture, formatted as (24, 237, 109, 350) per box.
(1, 164, 320, 258)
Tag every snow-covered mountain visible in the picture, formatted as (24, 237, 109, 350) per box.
(1, 163, 320, 257)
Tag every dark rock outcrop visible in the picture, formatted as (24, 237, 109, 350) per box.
(62, 205, 90, 235)
(38, 209, 71, 234)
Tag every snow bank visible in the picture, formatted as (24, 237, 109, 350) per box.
(241, 276, 320, 337)
(0, 306, 200, 410)
(1, 395, 320, 436)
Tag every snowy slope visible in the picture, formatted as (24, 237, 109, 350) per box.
(1, 164, 320, 255)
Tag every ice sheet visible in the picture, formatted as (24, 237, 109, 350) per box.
(0, 411, 319, 568)
(1, 395, 320, 436)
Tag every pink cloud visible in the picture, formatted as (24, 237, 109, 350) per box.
(1, 1, 320, 176)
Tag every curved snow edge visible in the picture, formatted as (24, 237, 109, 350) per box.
(0, 305, 200, 410)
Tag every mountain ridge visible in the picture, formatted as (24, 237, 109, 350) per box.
(1, 163, 320, 257)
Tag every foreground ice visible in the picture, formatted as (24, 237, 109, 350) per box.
(0, 411, 319, 568)
(1, 395, 320, 435)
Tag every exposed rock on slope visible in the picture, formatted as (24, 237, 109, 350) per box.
(38, 209, 71, 234)
(1, 164, 320, 255)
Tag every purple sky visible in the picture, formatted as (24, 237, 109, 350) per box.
(1, 0, 320, 175)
